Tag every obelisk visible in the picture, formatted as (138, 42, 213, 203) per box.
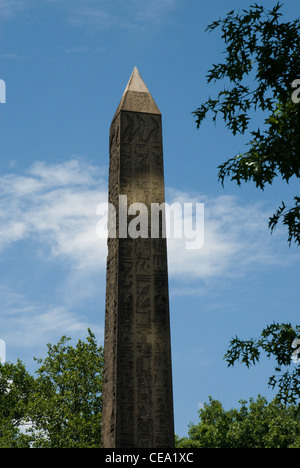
(102, 67, 174, 448)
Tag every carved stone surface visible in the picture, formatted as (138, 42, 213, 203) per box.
(102, 68, 174, 448)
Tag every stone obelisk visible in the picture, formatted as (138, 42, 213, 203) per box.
(102, 67, 174, 448)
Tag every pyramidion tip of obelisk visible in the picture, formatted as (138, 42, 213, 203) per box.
(112, 67, 160, 118)
(122, 67, 151, 96)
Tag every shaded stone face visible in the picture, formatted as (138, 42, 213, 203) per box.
(101, 68, 174, 449)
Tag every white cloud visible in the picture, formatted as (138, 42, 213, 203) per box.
(165, 188, 292, 283)
(59, 0, 178, 29)
(0, 158, 108, 270)
(132, 0, 177, 23)
(0, 157, 296, 352)
(0, 0, 177, 29)
(0, 158, 293, 281)
(0, 158, 107, 352)
(0, 0, 26, 18)
(0, 285, 103, 350)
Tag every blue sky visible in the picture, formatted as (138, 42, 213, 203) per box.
(0, 0, 299, 437)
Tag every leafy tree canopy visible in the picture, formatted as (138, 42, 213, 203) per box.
(176, 395, 300, 448)
(225, 322, 300, 406)
(193, 2, 300, 245)
(0, 360, 34, 448)
(0, 329, 103, 448)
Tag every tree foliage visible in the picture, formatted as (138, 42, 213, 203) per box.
(28, 329, 103, 448)
(0, 330, 103, 448)
(0, 360, 34, 448)
(176, 395, 300, 448)
(193, 3, 300, 245)
(225, 322, 300, 406)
